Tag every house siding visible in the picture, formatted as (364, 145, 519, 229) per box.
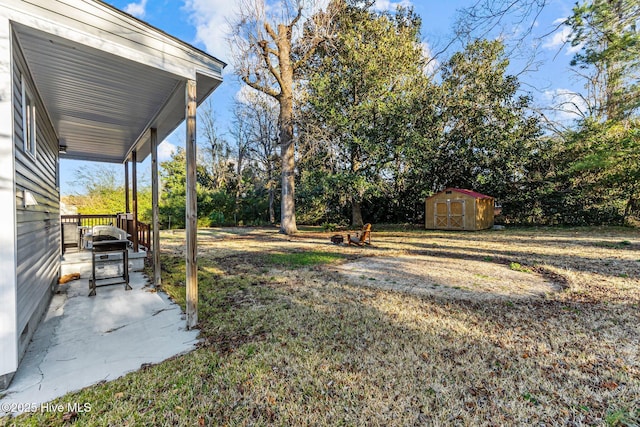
(12, 35, 60, 358)
(0, 15, 18, 389)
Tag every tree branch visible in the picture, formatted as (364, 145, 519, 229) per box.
(264, 21, 278, 42)
(241, 74, 280, 99)
(290, 6, 303, 30)
(293, 39, 322, 70)
(256, 38, 285, 89)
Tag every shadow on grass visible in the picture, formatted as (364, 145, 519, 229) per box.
(379, 226, 640, 251)
(14, 247, 639, 427)
(403, 241, 640, 282)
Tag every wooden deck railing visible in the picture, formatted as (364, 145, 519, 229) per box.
(137, 222, 151, 252)
(61, 214, 117, 227)
(61, 214, 151, 252)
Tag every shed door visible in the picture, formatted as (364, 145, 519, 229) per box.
(449, 200, 464, 229)
(434, 200, 465, 229)
(435, 202, 448, 227)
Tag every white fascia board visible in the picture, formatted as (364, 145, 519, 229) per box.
(0, 14, 19, 378)
(128, 72, 223, 162)
(1, 0, 224, 81)
(126, 80, 186, 162)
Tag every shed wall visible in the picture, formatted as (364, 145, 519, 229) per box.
(475, 198, 495, 230)
(12, 34, 60, 359)
(463, 196, 476, 230)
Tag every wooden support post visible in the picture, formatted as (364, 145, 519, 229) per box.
(151, 128, 161, 287)
(185, 79, 198, 329)
(132, 150, 139, 252)
(124, 160, 130, 214)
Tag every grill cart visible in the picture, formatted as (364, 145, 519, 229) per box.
(88, 226, 132, 296)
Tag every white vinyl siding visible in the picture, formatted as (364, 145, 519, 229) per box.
(12, 34, 60, 357)
(0, 13, 18, 386)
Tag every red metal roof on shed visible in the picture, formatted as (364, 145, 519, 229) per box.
(427, 188, 493, 200)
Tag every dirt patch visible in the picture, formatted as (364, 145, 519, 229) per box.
(333, 255, 561, 300)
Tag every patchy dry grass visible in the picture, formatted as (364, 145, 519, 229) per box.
(3, 226, 639, 426)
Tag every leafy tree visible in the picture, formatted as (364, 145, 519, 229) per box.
(302, 2, 427, 225)
(562, 119, 640, 224)
(428, 39, 542, 212)
(159, 148, 188, 228)
(567, 0, 640, 121)
(549, 0, 640, 224)
(159, 148, 229, 228)
(66, 164, 152, 222)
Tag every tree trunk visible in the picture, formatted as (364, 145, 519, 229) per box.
(352, 199, 363, 227)
(278, 29, 297, 235)
(235, 151, 243, 223)
(349, 139, 363, 227)
(267, 162, 276, 224)
(278, 90, 297, 234)
(268, 187, 275, 224)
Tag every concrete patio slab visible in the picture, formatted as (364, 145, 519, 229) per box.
(0, 254, 199, 416)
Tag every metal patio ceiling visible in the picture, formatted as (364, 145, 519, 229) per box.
(13, 24, 218, 163)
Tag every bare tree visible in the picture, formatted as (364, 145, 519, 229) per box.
(241, 90, 280, 223)
(229, 0, 337, 234)
(535, 0, 640, 128)
(199, 100, 232, 189)
(454, 0, 549, 43)
(229, 102, 254, 220)
(439, 0, 561, 79)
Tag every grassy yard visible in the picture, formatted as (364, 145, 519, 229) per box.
(3, 226, 639, 426)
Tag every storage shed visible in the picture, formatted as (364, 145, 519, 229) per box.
(425, 188, 494, 231)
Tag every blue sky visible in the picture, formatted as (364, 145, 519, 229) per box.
(61, 0, 582, 196)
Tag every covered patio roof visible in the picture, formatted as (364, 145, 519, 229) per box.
(3, 0, 225, 330)
(10, 0, 225, 163)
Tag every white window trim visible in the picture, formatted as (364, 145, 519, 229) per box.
(21, 75, 36, 159)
